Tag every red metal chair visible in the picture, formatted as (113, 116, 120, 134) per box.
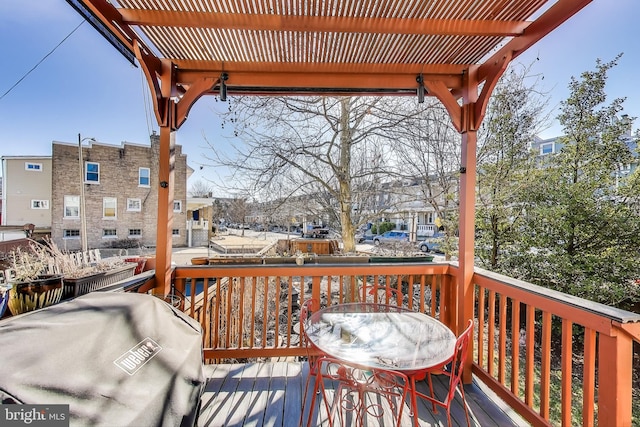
(411, 319, 474, 427)
(310, 356, 410, 427)
(299, 298, 320, 427)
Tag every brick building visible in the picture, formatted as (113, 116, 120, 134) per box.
(51, 134, 188, 250)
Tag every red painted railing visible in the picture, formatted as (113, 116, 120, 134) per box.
(164, 261, 639, 427)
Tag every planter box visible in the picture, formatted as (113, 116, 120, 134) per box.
(62, 264, 136, 299)
(208, 257, 263, 265)
(369, 255, 434, 263)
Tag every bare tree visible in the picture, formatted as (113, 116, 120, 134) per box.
(189, 179, 213, 198)
(203, 96, 418, 252)
(390, 99, 461, 255)
(227, 197, 250, 236)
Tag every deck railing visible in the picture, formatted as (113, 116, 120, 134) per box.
(166, 261, 639, 427)
(172, 262, 455, 360)
(471, 266, 640, 427)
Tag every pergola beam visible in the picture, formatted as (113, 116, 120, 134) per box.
(120, 10, 530, 37)
(178, 70, 462, 93)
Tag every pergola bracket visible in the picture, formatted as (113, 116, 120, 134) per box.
(176, 77, 218, 129)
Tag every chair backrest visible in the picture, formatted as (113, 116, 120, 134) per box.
(300, 298, 319, 352)
(445, 319, 474, 403)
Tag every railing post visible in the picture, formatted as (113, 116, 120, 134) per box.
(597, 327, 633, 426)
(311, 276, 321, 307)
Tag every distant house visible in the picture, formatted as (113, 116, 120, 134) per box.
(529, 121, 638, 181)
(529, 135, 563, 157)
(51, 134, 189, 250)
(1, 155, 53, 228)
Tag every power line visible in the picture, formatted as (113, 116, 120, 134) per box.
(140, 67, 155, 136)
(0, 20, 85, 101)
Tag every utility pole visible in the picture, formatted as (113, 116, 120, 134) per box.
(78, 134, 95, 253)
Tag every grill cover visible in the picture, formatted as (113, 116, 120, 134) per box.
(0, 292, 204, 426)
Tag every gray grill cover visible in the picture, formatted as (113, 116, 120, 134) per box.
(0, 292, 204, 426)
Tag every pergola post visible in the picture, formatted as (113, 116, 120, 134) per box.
(155, 125, 176, 296)
(459, 69, 479, 384)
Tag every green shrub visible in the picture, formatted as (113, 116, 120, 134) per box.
(371, 221, 396, 234)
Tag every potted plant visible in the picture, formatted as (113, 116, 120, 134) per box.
(39, 239, 134, 299)
(0, 283, 11, 319)
(4, 245, 64, 316)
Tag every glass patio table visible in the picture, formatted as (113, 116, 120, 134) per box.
(304, 302, 457, 426)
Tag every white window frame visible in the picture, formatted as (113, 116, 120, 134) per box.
(173, 200, 182, 212)
(25, 162, 42, 171)
(85, 161, 100, 183)
(172, 228, 180, 236)
(103, 229, 117, 238)
(31, 200, 49, 209)
(63, 229, 80, 239)
(64, 195, 80, 218)
(540, 143, 554, 155)
(127, 198, 142, 212)
(103, 197, 117, 219)
(128, 229, 142, 238)
(138, 167, 150, 187)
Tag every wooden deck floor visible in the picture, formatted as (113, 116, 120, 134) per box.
(197, 362, 529, 427)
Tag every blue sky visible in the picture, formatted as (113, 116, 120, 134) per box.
(1, 0, 638, 184)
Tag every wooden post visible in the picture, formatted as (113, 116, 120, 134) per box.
(154, 125, 176, 296)
(597, 329, 633, 426)
(458, 71, 479, 384)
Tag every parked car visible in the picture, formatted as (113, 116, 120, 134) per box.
(418, 235, 457, 253)
(418, 238, 442, 253)
(302, 225, 330, 238)
(355, 230, 374, 243)
(372, 231, 410, 245)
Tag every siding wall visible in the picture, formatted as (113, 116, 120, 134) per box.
(1, 157, 52, 227)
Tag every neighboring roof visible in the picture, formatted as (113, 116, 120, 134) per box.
(68, 0, 592, 130)
(1, 155, 51, 161)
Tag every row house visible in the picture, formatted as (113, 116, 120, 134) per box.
(373, 176, 457, 238)
(50, 133, 189, 251)
(1, 156, 53, 228)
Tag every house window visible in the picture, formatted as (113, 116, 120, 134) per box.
(103, 229, 117, 238)
(173, 201, 182, 212)
(31, 200, 49, 209)
(103, 197, 117, 219)
(540, 143, 554, 155)
(128, 229, 142, 238)
(64, 195, 80, 218)
(25, 162, 42, 171)
(172, 229, 180, 236)
(127, 198, 142, 212)
(85, 162, 100, 183)
(139, 167, 150, 187)
(63, 229, 80, 238)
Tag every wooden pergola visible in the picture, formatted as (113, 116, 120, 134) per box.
(66, 0, 592, 331)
